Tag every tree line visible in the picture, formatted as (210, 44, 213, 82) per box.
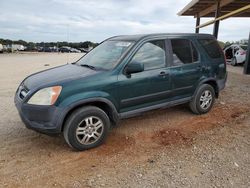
(0, 38, 99, 50)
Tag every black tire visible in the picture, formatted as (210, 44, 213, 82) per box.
(189, 84, 215, 115)
(231, 57, 237, 66)
(63, 106, 110, 151)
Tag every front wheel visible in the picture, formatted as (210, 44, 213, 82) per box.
(63, 106, 110, 151)
(189, 84, 215, 114)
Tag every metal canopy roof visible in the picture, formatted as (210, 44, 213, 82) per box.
(178, 0, 250, 75)
(178, 0, 250, 17)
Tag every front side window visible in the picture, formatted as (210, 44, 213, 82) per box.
(77, 40, 134, 70)
(171, 39, 198, 66)
(130, 40, 166, 70)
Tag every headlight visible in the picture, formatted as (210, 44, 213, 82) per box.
(28, 86, 62, 105)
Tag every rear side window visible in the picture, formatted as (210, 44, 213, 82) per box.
(199, 39, 222, 58)
(171, 39, 198, 66)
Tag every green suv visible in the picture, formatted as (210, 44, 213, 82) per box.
(15, 33, 227, 150)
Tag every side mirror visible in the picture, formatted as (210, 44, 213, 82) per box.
(126, 61, 144, 74)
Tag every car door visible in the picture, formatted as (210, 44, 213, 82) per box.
(169, 38, 204, 100)
(117, 40, 171, 113)
(224, 46, 231, 61)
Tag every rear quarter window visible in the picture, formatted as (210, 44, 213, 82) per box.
(199, 39, 222, 59)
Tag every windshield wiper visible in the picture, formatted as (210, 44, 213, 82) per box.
(79, 64, 96, 70)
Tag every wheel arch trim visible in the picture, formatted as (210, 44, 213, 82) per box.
(57, 97, 119, 132)
(195, 78, 219, 98)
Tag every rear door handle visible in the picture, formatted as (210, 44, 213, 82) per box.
(159, 71, 169, 77)
(197, 65, 206, 71)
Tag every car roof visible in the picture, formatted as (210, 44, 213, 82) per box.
(108, 33, 214, 41)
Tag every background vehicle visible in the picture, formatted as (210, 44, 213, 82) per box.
(79, 47, 93, 53)
(59, 46, 71, 53)
(70, 48, 81, 53)
(15, 33, 227, 151)
(38, 46, 59, 52)
(0, 43, 3, 53)
(59, 46, 81, 53)
(223, 44, 247, 66)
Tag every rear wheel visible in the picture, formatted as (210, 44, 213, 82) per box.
(189, 84, 215, 114)
(63, 106, 110, 151)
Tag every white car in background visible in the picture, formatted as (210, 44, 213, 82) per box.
(0, 43, 3, 53)
(223, 44, 247, 66)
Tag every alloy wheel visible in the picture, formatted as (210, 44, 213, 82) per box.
(199, 90, 213, 110)
(76, 116, 104, 145)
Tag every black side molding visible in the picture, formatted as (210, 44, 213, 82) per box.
(119, 97, 192, 119)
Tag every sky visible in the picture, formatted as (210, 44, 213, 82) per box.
(0, 0, 249, 43)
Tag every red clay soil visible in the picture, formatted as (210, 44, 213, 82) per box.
(150, 103, 249, 148)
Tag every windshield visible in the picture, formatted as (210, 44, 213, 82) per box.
(240, 45, 247, 50)
(77, 40, 134, 70)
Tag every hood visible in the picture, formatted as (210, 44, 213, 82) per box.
(23, 64, 98, 89)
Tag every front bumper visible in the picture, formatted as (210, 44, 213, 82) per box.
(14, 94, 63, 135)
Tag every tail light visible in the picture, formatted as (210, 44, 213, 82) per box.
(220, 47, 226, 67)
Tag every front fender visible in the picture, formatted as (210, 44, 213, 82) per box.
(55, 91, 119, 131)
(58, 91, 118, 108)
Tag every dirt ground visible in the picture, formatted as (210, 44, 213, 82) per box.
(0, 53, 250, 188)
